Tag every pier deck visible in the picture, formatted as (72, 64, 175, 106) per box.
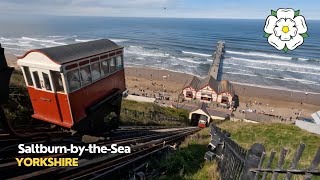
(208, 41, 225, 80)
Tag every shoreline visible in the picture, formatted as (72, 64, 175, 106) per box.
(126, 65, 320, 95)
(4, 52, 320, 107)
(231, 81, 320, 95)
(125, 66, 320, 107)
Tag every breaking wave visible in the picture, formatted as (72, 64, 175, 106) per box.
(232, 82, 320, 94)
(75, 38, 99, 42)
(0, 37, 11, 41)
(242, 65, 320, 76)
(21, 37, 67, 45)
(177, 57, 204, 64)
(109, 38, 128, 43)
(182, 51, 212, 57)
(226, 50, 319, 62)
(228, 57, 320, 71)
(226, 50, 291, 60)
(126, 45, 170, 58)
(224, 72, 318, 85)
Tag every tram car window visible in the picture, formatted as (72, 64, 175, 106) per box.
(116, 56, 123, 70)
(91, 62, 101, 81)
(51, 71, 64, 92)
(32, 71, 41, 89)
(80, 65, 92, 86)
(67, 69, 81, 92)
(22, 66, 33, 86)
(17, 39, 126, 131)
(42, 72, 52, 91)
(110, 58, 117, 73)
(101, 59, 110, 76)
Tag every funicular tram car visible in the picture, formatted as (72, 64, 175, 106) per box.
(17, 39, 126, 132)
(198, 120, 207, 128)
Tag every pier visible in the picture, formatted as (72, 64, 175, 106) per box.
(208, 41, 225, 80)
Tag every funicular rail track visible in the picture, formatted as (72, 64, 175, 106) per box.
(0, 126, 200, 179)
(0, 125, 172, 148)
(0, 127, 73, 149)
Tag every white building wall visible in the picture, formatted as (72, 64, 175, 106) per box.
(183, 86, 230, 103)
(311, 111, 320, 124)
(212, 93, 218, 101)
(189, 109, 210, 123)
(182, 90, 188, 98)
(197, 86, 218, 102)
(196, 91, 202, 99)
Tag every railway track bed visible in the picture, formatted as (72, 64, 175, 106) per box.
(0, 126, 200, 179)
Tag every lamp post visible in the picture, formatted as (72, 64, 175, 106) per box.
(299, 92, 308, 118)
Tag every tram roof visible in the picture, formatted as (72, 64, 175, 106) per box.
(19, 39, 122, 65)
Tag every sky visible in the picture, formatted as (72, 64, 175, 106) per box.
(0, 0, 319, 19)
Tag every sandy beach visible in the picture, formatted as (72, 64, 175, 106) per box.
(5, 53, 319, 119)
(125, 66, 319, 119)
(125, 67, 320, 103)
(4, 53, 19, 69)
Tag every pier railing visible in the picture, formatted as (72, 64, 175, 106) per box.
(205, 124, 320, 180)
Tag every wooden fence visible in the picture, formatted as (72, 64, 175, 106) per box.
(206, 124, 320, 180)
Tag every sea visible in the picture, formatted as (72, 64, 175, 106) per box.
(1, 16, 320, 93)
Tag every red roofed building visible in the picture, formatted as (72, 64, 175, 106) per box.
(182, 75, 234, 104)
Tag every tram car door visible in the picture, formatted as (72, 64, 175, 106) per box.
(26, 67, 71, 126)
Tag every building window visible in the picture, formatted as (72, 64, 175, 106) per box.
(221, 96, 229, 104)
(42, 72, 52, 91)
(116, 56, 123, 70)
(201, 91, 212, 101)
(201, 96, 212, 101)
(66, 69, 81, 92)
(91, 62, 101, 81)
(110, 58, 116, 73)
(23, 67, 33, 86)
(80, 65, 92, 86)
(186, 91, 193, 98)
(32, 71, 41, 89)
(101, 59, 109, 76)
(51, 71, 64, 93)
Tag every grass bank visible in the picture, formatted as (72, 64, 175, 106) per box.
(120, 99, 190, 126)
(2, 70, 34, 128)
(153, 121, 320, 180)
(149, 127, 219, 180)
(218, 121, 320, 168)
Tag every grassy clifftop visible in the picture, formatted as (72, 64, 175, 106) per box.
(154, 121, 320, 179)
(218, 122, 320, 168)
(120, 99, 190, 126)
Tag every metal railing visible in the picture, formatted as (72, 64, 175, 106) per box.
(206, 124, 320, 180)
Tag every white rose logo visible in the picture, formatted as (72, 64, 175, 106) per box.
(264, 9, 309, 52)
